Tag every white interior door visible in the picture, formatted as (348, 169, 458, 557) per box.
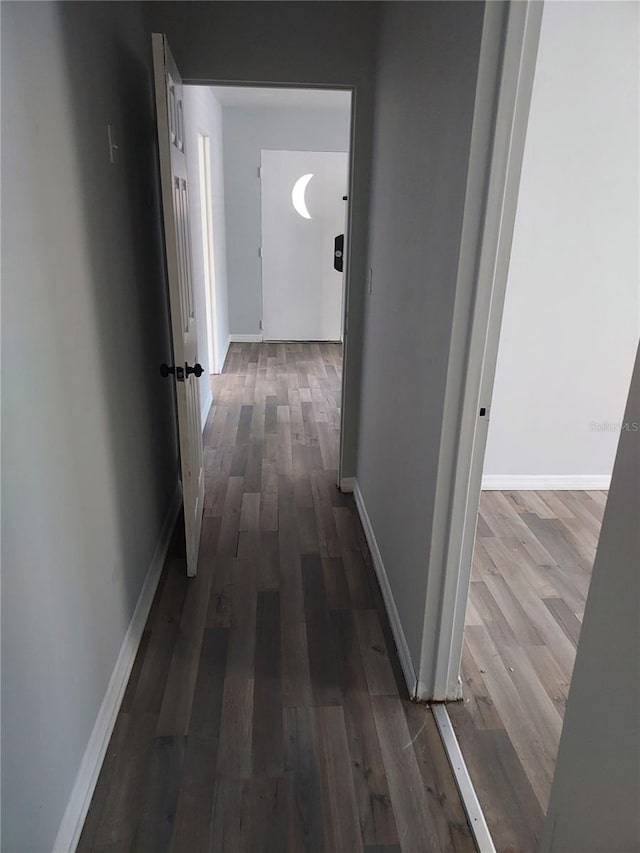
(261, 150, 349, 341)
(152, 33, 204, 577)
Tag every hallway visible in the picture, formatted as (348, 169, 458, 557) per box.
(78, 342, 475, 853)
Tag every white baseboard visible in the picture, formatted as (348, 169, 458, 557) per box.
(353, 481, 418, 698)
(339, 477, 356, 493)
(200, 386, 213, 432)
(211, 335, 232, 375)
(228, 333, 263, 343)
(481, 474, 611, 490)
(222, 335, 232, 370)
(53, 484, 182, 853)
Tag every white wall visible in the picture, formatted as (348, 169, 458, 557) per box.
(143, 0, 380, 479)
(483, 0, 640, 485)
(183, 85, 230, 425)
(221, 105, 351, 335)
(1, 3, 179, 851)
(543, 344, 640, 851)
(356, 1, 485, 670)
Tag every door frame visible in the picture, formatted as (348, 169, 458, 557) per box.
(196, 130, 219, 374)
(418, 0, 544, 700)
(184, 79, 356, 490)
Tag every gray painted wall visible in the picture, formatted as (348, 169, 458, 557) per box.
(542, 343, 640, 851)
(183, 84, 230, 422)
(221, 106, 351, 335)
(144, 0, 380, 478)
(1, 3, 178, 850)
(356, 1, 485, 667)
(484, 0, 640, 481)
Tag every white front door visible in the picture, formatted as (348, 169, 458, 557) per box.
(261, 149, 349, 341)
(152, 33, 204, 577)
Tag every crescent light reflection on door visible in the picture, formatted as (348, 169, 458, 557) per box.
(292, 173, 313, 219)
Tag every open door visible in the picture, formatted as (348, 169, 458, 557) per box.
(152, 33, 204, 577)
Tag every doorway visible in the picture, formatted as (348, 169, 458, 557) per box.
(183, 82, 354, 485)
(429, 2, 640, 848)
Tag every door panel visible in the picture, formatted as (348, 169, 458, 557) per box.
(152, 33, 204, 577)
(261, 150, 349, 341)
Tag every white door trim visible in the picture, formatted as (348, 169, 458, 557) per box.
(197, 132, 218, 374)
(338, 97, 357, 490)
(418, 0, 544, 700)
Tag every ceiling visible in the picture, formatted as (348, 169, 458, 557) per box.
(209, 86, 352, 112)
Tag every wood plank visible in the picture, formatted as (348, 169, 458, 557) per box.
(354, 609, 398, 696)
(131, 561, 188, 714)
(543, 597, 583, 646)
(205, 554, 234, 630)
(252, 591, 284, 777)
(169, 738, 217, 853)
(371, 695, 441, 853)
(210, 778, 243, 853)
(458, 642, 503, 731)
(470, 581, 519, 648)
(217, 476, 245, 556)
(90, 713, 157, 852)
(157, 545, 217, 736)
(301, 553, 343, 706)
(322, 556, 351, 610)
(310, 470, 342, 557)
(343, 549, 375, 609)
(521, 512, 591, 572)
(283, 707, 325, 853)
(215, 558, 257, 779)
(527, 644, 570, 718)
(278, 475, 305, 626)
(281, 620, 312, 709)
(169, 628, 228, 850)
(499, 645, 563, 765)
(335, 610, 399, 848)
(258, 530, 280, 591)
(187, 628, 228, 742)
(481, 572, 544, 647)
(238, 776, 289, 852)
(133, 735, 185, 853)
(239, 491, 260, 531)
(465, 624, 555, 810)
(314, 706, 364, 853)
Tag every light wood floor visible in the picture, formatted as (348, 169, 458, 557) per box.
(450, 488, 605, 852)
(79, 342, 475, 853)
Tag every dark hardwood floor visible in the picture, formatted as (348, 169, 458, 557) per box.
(449, 488, 605, 853)
(78, 342, 475, 853)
